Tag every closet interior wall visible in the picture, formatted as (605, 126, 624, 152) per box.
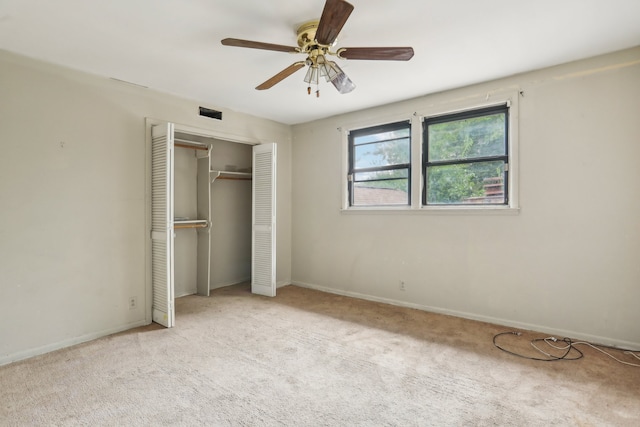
(174, 132, 253, 294)
(173, 142, 201, 297)
(209, 139, 252, 290)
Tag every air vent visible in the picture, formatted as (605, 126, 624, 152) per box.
(199, 107, 222, 120)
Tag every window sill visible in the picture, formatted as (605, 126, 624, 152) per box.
(341, 205, 520, 215)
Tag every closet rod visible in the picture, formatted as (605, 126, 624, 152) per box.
(217, 176, 252, 181)
(174, 139, 209, 151)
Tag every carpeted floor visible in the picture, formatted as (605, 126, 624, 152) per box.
(1, 283, 639, 426)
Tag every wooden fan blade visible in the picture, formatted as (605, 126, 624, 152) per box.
(316, 0, 354, 45)
(256, 62, 306, 90)
(221, 38, 298, 53)
(338, 47, 415, 61)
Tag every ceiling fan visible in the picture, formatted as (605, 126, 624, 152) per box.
(221, 0, 414, 96)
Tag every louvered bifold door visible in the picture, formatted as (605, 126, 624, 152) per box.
(151, 123, 175, 327)
(252, 143, 277, 297)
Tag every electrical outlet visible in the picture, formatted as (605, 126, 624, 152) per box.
(129, 296, 137, 310)
(399, 280, 406, 291)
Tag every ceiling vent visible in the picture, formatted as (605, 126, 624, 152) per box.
(199, 107, 222, 120)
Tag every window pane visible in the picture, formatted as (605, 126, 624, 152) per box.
(426, 161, 506, 205)
(353, 180, 409, 206)
(348, 121, 411, 208)
(353, 127, 410, 145)
(354, 138, 410, 169)
(428, 113, 505, 162)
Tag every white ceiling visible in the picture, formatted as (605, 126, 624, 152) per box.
(1, 0, 639, 125)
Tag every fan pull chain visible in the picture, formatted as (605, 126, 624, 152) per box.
(307, 85, 320, 97)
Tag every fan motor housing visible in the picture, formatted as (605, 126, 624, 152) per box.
(296, 20, 320, 47)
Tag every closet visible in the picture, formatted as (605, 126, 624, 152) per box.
(150, 122, 276, 328)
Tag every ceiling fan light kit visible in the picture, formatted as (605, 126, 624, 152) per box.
(303, 52, 355, 97)
(221, 0, 414, 96)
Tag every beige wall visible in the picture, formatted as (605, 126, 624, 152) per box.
(0, 50, 292, 365)
(291, 47, 640, 348)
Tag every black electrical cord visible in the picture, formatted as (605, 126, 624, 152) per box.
(493, 331, 584, 361)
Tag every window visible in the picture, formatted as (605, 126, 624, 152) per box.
(348, 121, 411, 206)
(341, 95, 518, 212)
(423, 105, 509, 206)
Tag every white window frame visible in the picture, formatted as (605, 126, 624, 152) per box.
(341, 89, 520, 214)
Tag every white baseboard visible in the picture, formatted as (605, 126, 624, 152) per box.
(291, 281, 640, 351)
(0, 320, 149, 367)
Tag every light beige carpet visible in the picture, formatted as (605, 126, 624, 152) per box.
(1, 283, 639, 426)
